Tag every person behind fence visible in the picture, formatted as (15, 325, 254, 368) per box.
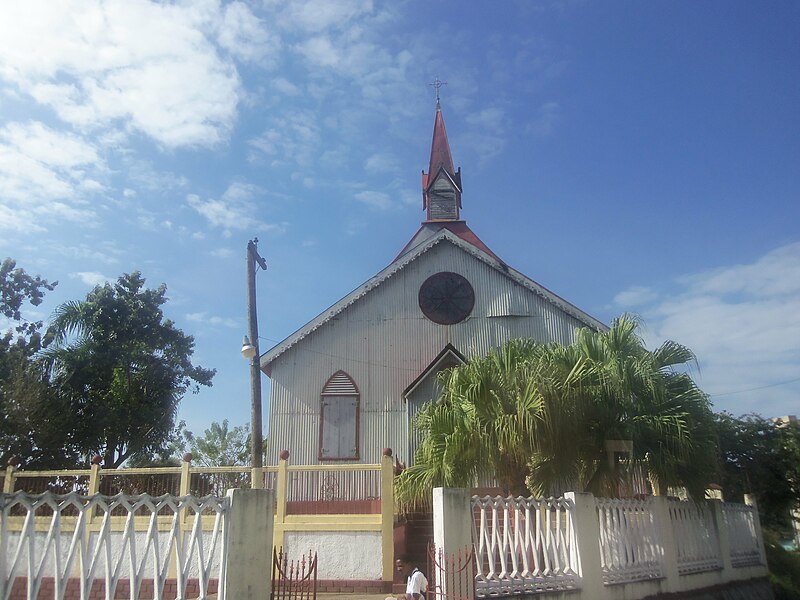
(386, 556, 428, 600)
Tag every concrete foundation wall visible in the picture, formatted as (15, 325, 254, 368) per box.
(284, 531, 383, 580)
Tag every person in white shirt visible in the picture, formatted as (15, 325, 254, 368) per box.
(386, 557, 428, 600)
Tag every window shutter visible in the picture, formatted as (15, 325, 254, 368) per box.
(320, 372, 359, 460)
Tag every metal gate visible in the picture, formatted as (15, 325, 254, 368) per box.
(427, 542, 475, 600)
(271, 547, 317, 600)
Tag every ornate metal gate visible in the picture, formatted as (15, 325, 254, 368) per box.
(427, 542, 475, 600)
(271, 547, 317, 600)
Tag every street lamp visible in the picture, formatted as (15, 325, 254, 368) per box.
(241, 335, 256, 359)
(244, 238, 267, 487)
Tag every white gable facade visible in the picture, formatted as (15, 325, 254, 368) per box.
(262, 103, 605, 466)
(263, 230, 604, 466)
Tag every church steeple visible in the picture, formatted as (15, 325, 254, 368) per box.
(421, 100, 462, 221)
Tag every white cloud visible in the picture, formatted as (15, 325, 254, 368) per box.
(466, 107, 505, 131)
(186, 311, 238, 329)
(613, 285, 659, 308)
(623, 242, 800, 418)
(365, 153, 399, 174)
(215, 1, 277, 64)
(71, 271, 110, 287)
(353, 190, 391, 210)
(187, 181, 285, 236)
(0, 0, 268, 149)
(211, 248, 235, 259)
(272, 77, 301, 96)
(59, 242, 120, 265)
(248, 110, 321, 167)
(281, 0, 374, 33)
(0, 121, 102, 232)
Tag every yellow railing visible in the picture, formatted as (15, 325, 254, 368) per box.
(3, 448, 398, 583)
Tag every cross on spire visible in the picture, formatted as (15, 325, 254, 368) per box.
(428, 76, 447, 106)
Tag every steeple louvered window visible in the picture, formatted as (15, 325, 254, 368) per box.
(319, 371, 360, 461)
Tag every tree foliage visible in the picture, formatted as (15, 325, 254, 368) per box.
(44, 272, 215, 468)
(715, 413, 800, 536)
(396, 314, 717, 506)
(179, 420, 251, 467)
(0, 259, 76, 468)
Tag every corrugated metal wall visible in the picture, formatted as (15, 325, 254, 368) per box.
(266, 241, 590, 466)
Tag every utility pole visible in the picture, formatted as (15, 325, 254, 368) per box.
(245, 238, 267, 486)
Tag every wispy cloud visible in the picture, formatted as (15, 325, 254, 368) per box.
(527, 101, 561, 137)
(365, 153, 400, 174)
(187, 181, 285, 237)
(186, 311, 239, 329)
(0, 121, 102, 233)
(615, 242, 800, 417)
(71, 271, 111, 287)
(612, 285, 658, 308)
(353, 190, 391, 210)
(210, 248, 235, 259)
(248, 110, 321, 168)
(281, 0, 375, 33)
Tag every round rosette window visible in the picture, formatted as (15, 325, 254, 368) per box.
(418, 272, 475, 325)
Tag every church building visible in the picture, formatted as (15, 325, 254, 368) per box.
(261, 100, 606, 467)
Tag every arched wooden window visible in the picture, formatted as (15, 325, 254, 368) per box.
(319, 371, 360, 461)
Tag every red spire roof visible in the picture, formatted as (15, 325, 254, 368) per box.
(427, 101, 455, 179)
(422, 101, 462, 215)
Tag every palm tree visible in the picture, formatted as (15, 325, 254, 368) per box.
(396, 339, 542, 505)
(395, 315, 717, 506)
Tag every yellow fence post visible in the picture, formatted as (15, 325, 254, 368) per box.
(274, 450, 289, 550)
(3, 456, 19, 493)
(86, 455, 102, 529)
(380, 448, 395, 585)
(180, 453, 192, 530)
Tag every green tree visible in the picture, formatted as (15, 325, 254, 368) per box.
(45, 272, 215, 468)
(396, 315, 717, 505)
(715, 413, 800, 536)
(0, 259, 77, 468)
(181, 420, 251, 467)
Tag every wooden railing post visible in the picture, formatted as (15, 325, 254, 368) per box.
(380, 448, 395, 585)
(274, 450, 289, 550)
(3, 456, 19, 493)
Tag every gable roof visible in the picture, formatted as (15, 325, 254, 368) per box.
(394, 220, 502, 264)
(403, 343, 466, 398)
(261, 228, 607, 375)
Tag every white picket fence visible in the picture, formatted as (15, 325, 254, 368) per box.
(465, 494, 765, 598)
(0, 491, 228, 600)
(471, 495, 579, 596)
(668, 499, 722, 574)
(596, 497, 662, 584)
(722, 502, 762, 568)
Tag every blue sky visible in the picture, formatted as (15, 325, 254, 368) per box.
(0, 0, 798, 438)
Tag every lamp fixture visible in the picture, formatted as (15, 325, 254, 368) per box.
(241, 335, 257, 359)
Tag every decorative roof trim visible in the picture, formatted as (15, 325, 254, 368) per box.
(261, 229, 607, 374)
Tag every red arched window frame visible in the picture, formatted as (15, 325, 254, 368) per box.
(318, 370, 360, 461)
